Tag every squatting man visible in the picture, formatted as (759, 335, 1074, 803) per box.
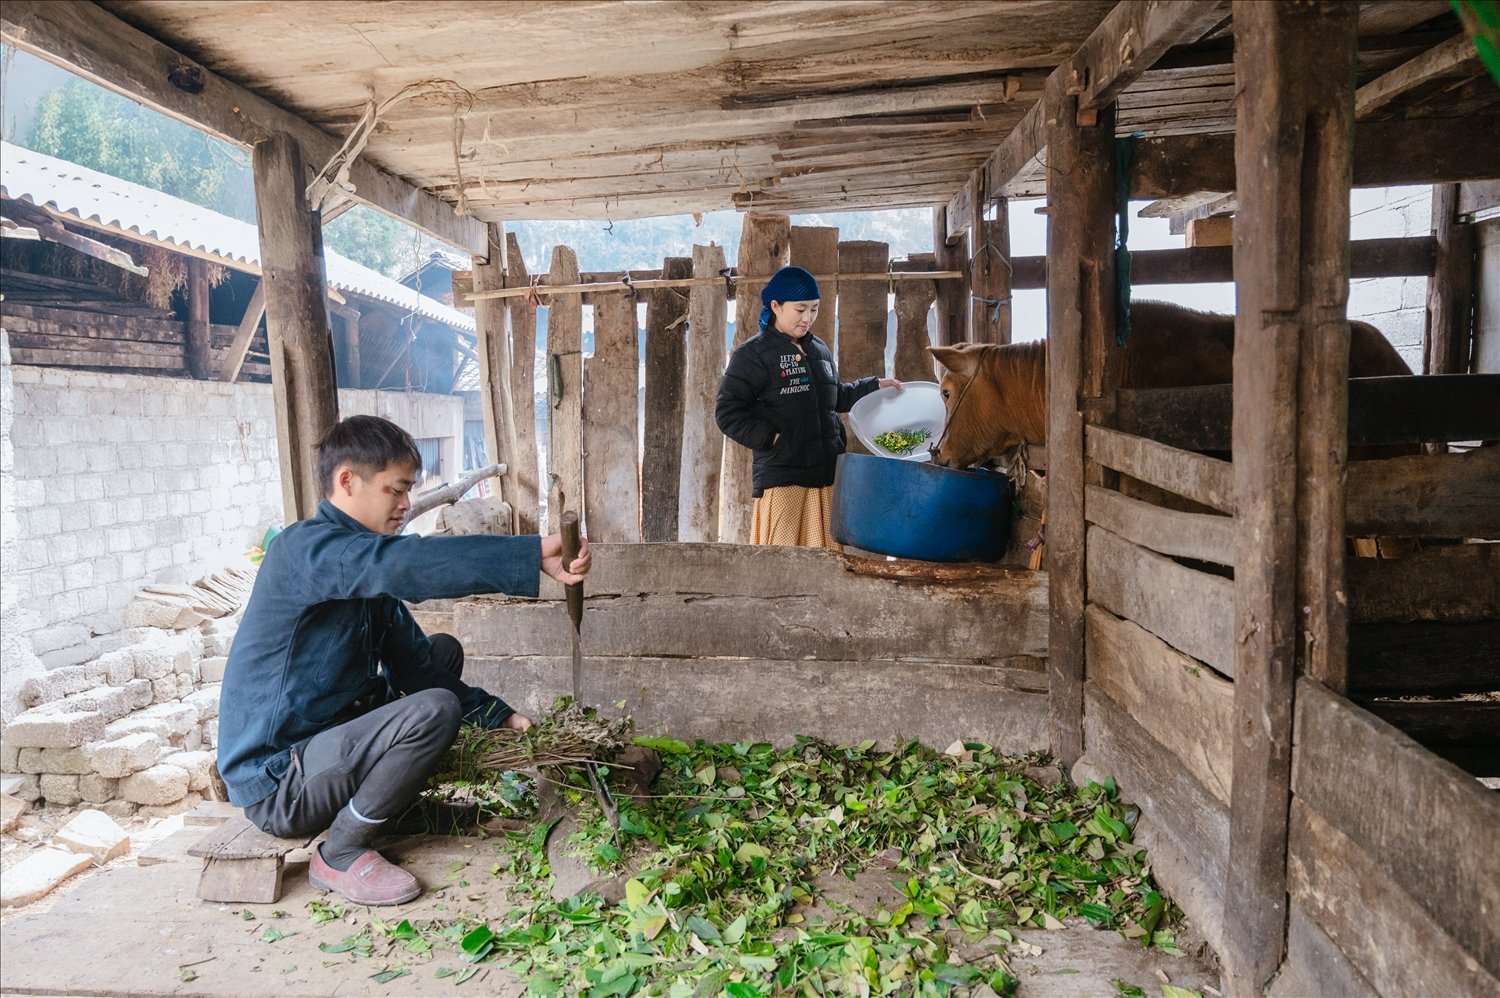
(217, 415, 591, 905)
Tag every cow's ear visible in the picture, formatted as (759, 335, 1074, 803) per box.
(929, 343, 982, 375)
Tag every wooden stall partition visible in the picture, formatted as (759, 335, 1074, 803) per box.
(471, 223, 520, 533)
(930, 205, 968, 347)
(719, 215, 789, 543)
(1044, 93, 1117, 769)
(641, 257, 692, 541)
(253, 131, 339, 523)
(971, 198, 1013, 345)
(546, 245, 584, 533)
(1346, 446, 1500, 537)
(583, 283, 641, 543)
(505, 232, 541, 535)
(1223, 4, 1358, 989)
(1284, 680, 1500, 997)
(891, 254, 937, 382)
(789, 225, 838, 344)
(679, 243, 729, 543)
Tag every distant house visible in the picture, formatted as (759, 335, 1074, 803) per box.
(0, 143, 479, 394)
(397, 249, 470, 310)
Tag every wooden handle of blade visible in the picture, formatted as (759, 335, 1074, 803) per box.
(560, 511, 583, 631)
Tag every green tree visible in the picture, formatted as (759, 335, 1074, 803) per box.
(27, 78, 255, 222)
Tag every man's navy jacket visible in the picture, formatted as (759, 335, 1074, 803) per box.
(217, 500, 541, 807)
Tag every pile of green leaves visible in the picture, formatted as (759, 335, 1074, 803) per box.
(445, 736, 1179, 995)
(873, 428, 933, 456)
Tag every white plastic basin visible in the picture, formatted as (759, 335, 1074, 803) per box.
(848, 381, 946, 462)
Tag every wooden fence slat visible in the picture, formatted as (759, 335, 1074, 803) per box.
(1085, 605, 1234, 803)
(1085, 524, 1234, 676)
(1348, 545, 1500, 623)
(641, 256, 692, 541)
(1288, 799, 1500, 998)
(471, 223, 520, 534)
(1268, 901, 1377, 998)
(1293, 678, 1500, 981)
(1084, 484, 1234, 566)
(789, 226, 838, 344)
(1358, 697, 1500, 775)
(1349, 620, 1500, 697)
(1085, 425, 1234, 513)
(719, 215, 789, 543)
(505, 232, 541, 535)
(545, 245, 584, 532)
(1081, 684, 1230, 923)
(678, 243, 728, 543)
(835, 240, 890, 381)
(582, 281, 641, 543)
(892, 253, 937, 382)
(1346, 447, 1500, 537)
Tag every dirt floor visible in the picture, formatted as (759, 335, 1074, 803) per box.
(1, 813, 1221, 997)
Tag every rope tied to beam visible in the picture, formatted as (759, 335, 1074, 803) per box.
(1113, 132, 1143, 347)
(970, 213, 1014, 325)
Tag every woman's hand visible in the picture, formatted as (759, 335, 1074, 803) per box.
(878, 378, 903, 390)
(540, 532, 591, 585)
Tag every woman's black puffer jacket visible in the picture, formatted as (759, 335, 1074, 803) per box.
(715, 327, 879, 497)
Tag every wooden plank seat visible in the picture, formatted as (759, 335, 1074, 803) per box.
(187, 815, 315, 904)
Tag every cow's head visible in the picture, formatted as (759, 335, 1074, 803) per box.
(927, 343, 1041, 469)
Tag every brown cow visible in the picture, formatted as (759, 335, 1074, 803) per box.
(927, 300, 1413, 470)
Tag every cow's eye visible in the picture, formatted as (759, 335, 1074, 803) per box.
(941, 389, 950, 399)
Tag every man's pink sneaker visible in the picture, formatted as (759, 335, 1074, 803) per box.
(309, 848, 421, 906)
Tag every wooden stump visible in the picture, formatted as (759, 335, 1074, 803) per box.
(719, 215, 789, 543)
(679, 243, 728, 543)
(641, 256, 692, 541)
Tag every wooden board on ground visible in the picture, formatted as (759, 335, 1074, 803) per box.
(1085, 524, 1234, 675)
(1085, 604, 1233, 803)
(1292, 679, 1500, 982)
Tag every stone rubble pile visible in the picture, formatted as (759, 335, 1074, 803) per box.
(1, 612, 238, 819)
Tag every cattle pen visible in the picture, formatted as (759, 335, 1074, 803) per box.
(1, 1, 1498, 995)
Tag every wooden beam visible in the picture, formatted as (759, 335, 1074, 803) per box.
(1044, 94, 1116, 770)
(471, 223, 519, 534)
(583, 276, 642, 543)
(1346, 447, 1500, 537)
(1085, 484, 1234, 566)
(1348, 545, 1500, 625)
(1349, 621, 1500, 697)
(1424, 184, 1477, 375)
(641, 257, 692, 542)
(505, 233, 540, 535)
(971, 196, 1013, 345)
(945, 0, 1228, 232)
(545, 245, 583, 533)
(1355, 32, 1481, 119)
(1085, 425, 1235, 514)
(719, 215, 789, 544)
(0, 0, 487, 257)
(339, 310, 360, 388)
(930, 205, 969, 346)
(678, 243, 729, 544)
(892, 253, 937, 382)
(1223, 4, 1357, 989)
(185, 257, 213, 380)
(253, 132, 339, 523)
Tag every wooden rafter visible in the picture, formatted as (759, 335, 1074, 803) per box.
(1355, 32, 1481, 118)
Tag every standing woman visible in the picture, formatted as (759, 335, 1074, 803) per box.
(716, 265, 901, 547)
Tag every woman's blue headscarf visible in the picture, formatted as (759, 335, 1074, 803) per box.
(759, 265, 820, 331)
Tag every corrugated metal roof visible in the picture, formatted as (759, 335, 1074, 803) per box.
(0, 142, 475, 333)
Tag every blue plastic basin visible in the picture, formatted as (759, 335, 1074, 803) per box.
(831, 453, 1013, 562)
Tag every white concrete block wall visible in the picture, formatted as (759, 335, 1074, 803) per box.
(1349, 185, 1433, 373)
(0, 355, 466, 672)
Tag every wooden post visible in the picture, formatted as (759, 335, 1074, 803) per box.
(679, 243, 728, 543)
(186, 257, 213, 379)
(641, 256, 693, 541)
(931, 205, 970, 345)
(584, 279, 642, 542)
(790, 225, 839, 344)
(1225, 3, 1358, 991)
(836, 241, 890, 380)
(252, 131, 339, 523)
(893, 254, 938, 382)
(1424, 183, 1476, 375)
(471, 223, 520, 533)
(341, 311, 361, 388)
(506, 232, 541, 535)
(546, 245, 584, 534)
(973, 198, 1014, 345)
(1045, 96, 1118, 771)
(719, 214, 789, 544)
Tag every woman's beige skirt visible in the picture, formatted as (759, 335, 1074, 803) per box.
(750, 484, 836, 548)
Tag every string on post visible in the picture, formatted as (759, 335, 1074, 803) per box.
(1113, 133, 1142, 347)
